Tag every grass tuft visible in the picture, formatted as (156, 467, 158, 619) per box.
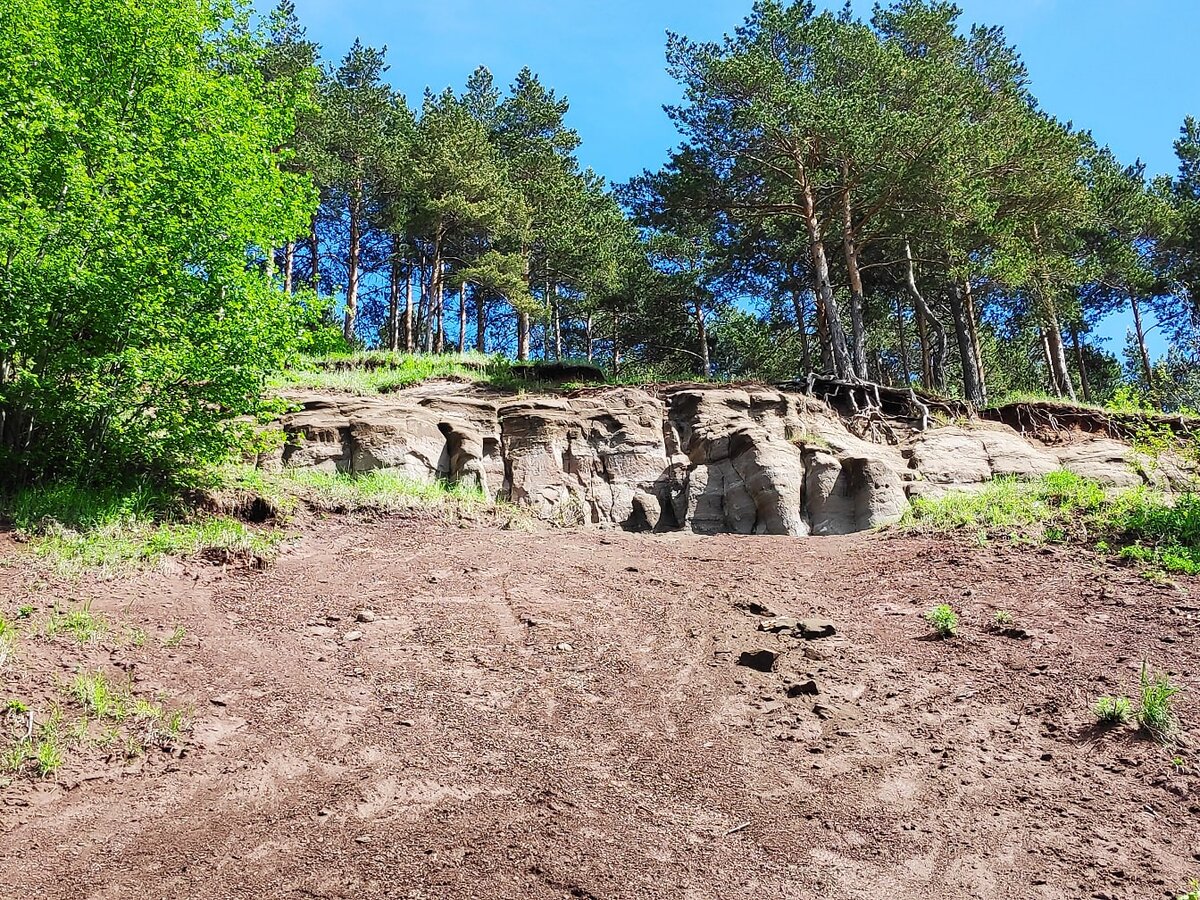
(1094, 696, 1134, 727)
(1137, 663, 1182, 742)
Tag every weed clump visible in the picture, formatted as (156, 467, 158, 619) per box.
(924, 604, 959, 638)
(1138, 663, 1182, 741)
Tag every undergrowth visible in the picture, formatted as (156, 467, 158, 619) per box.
(902, 470, 1200, 575)
(0, 479, 281, 576)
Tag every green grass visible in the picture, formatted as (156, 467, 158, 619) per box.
(1138, 663, 1182, 741)
(1179, 880, 1200, 900)
(240, 467, 492, 515)
(1094, 696, 1134, 727)
(276, 351, 510, 395)
(903, 470, 1200, 575)
(924, 604, 959, 638)
(1, 479, 283, 575)
(43, 602, 108, 644)
(70, 672, 130, 720)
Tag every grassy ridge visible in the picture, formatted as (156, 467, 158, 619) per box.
(903, 470, 1200, 575)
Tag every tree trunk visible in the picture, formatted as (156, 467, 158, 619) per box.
(694, 301, 710, 378)
(585, 314, 594, 362)
(517, 311, 530, 361)
(1131, 297, 1155, 390)
(963, 277, 986, 403)
(840, 180, 868, 379)
(790, 287, 812, 373)
(801, 179, 852, 380)
(949, 283, 984, 407)
(552, 291, 562, 361)
(1045, 317, 1076, 402)
(435, 262, 445, 354)
(283, 241, 294, 295)
(457, 282, 467, 354)
(265, 244, 275, 280)
(895, 294, 911, 386)
(611, 312, 621, 376)
(815, 299, 834, 374)
(309, 212, 320, 293)
(475, 289, 487, 353)
(1039, 328, 1058, 395)
(343, 185, 362, 344)
(404, 267, 414, 353)
(916, 303, 930, 387)
(387, 247, 401, 352)
(903, 241, 946, 391)
(1071, 325, 1092, 403)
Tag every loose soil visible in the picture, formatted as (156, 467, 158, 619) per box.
(1, 519, 1198, 899)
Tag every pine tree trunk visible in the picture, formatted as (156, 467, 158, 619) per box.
(343, 185, 362, 344)
(1039, 329, 1058, 395)
(694, 301, 709, 377)
(790, 287, 812, 373)
(815, 300, 834, 374)
(266, 245, 275, 280)
(1131, 297, 1155, 390)
(801, 180, 852, 380)
(585, 314, 594, 362)
(309, 212, 320, 293)
(840, 180, 868, 379)
(457, 283, 467, 354)
(903, 241, 946, 391)
(283, 242, 294, 295)
(435, 262, 445, 354)
(1045, 316, 1077, 402)
(895, 295, 911, 386)
(387, 248, 401, 352)
(611, 312, 621, 376)
(517, 312, 530, 361)
(476, 291, 487, 353)
(949, 283, 984, 407)
(963, 278, 986, 403)
(552, 292, 562, 361)
(1072, 326, 1092, 403)
(916, 303, 930, 387)
(404, 266, 414, 353)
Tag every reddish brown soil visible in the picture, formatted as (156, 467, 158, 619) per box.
(1, 521, 1198, 899)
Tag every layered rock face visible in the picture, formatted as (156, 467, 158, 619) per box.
(268, 384, 1145, 537)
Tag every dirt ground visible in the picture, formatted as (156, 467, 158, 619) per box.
(1, 517, 1198, 900)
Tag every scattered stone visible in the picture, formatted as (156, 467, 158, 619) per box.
(555, 642, 574, 652)
(355, 609, 376, 623)
(736, 649, 779, 672)
(797, 619, 837, 640)
(209, 694, 230, 707)
(746, 602, 778, 618)
(343, 631, 363, 643)
(757, 617, 800, 634)
(787, 680, 820, 698)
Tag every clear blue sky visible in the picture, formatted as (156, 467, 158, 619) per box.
(283, 0, 1199, 357)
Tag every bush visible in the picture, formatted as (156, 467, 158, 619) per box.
(0, 0, 316, 484)
(924, 604, 959, 638)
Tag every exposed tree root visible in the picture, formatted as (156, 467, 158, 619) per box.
(982, 402, 1198, 443)
(779, 375, 968, 436)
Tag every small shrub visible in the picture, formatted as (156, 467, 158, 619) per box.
(993, 610, 1015, 627)
(1179, 880, 1200, 900)
(163, 626, 187, 649)
(1094, 696, 1133, 727)
(924, 604, 959, 638)
(1138, 663, 1182, 741)
(15, 606, 33, 620)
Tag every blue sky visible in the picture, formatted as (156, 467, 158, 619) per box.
(284, 0, 1199, 358)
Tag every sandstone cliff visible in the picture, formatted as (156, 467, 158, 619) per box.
(267, 383, 1154, 536)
